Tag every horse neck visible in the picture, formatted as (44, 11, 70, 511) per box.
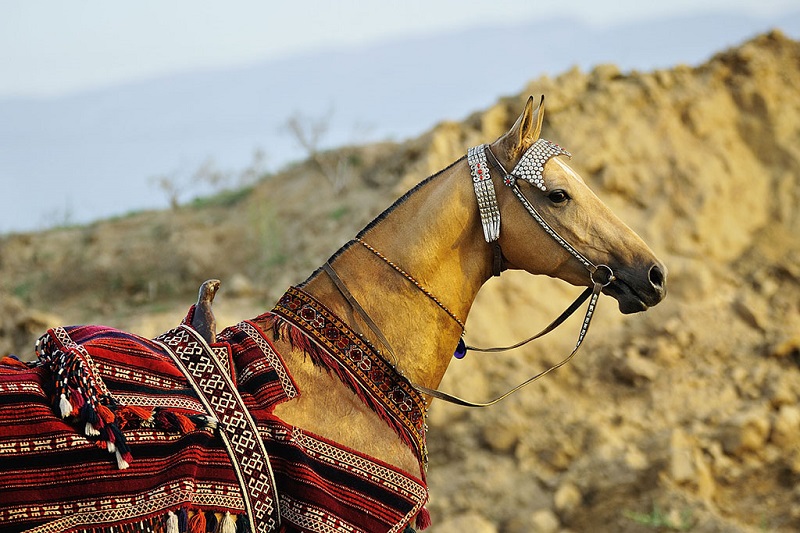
(302, 159, 492, 390)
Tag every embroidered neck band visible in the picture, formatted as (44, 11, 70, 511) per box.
(270, 287, 429, 469)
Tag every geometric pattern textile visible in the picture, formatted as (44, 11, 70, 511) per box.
(261, 418, 428, 533)
(269, 287, 429, 471)
(0, 311, 289, 532)
(154, 323, 281, 532)
(0, 298, 429, 532)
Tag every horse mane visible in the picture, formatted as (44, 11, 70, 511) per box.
(300, 156, 466, 285)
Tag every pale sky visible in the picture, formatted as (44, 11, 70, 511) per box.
(2, 0, 797, 99)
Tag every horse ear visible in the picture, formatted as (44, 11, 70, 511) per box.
(499, 95, 545, 159)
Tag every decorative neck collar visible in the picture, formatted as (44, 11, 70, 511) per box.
(269, 287, 429, 471)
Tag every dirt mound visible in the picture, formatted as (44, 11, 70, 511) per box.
(1, 30, 799, 532)
(422, 30, 800, 532)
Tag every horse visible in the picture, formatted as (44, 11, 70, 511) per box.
(0, 96, 666, 533)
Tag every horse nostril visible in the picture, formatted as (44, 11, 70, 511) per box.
(649, 264, 666, 291)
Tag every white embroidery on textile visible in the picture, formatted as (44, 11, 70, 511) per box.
(155, 325, 280, 533)
(261, 423, 428, 533)
(8, 481, 243, 533)
(238, 321, 298, 399)
(112, 393, 206, 413)
(280, 495, 359, 533)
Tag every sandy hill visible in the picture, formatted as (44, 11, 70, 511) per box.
(1, 30, 799, 532)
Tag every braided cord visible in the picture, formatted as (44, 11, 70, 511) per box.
(357, 239, 466, 331)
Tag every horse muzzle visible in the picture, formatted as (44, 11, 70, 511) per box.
(603, 261, 667, 314)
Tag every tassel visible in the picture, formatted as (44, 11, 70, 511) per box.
(107, 440, 117, 454)
(69, 388, 86, 411)
(58, 393, 73, 418)
(126, 405, 154, 419)
(81, 402, 97, 423)
(204, 511, 217, 533)
(178, 508, 189, 532)
(415, 507, 431, 530)
(173, 412, 196, 434)
(155, 409, 172, 430)
(0, 355, 29, 369)
(217, 512, 235, 533)
(115, 449, 130, 470)
(116, 405, 154, 429)
(106, 425, 116, 444)
(81, 403, 101, 436)
(97, 403, 116, 424)
(107, 421, 134, 467)
(166, 511, 179, 533)
(188, 510, 206, 533)
(85, 422, 101, 437)
(235, 515, 250, 533)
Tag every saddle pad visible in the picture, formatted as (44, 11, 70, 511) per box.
(260, 418, 428, 533)
(0, 315, 296, 532)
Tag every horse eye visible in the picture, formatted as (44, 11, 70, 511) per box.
(547, 190, 570, 204)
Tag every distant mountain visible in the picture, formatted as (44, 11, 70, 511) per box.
(1, 11, 798, 233)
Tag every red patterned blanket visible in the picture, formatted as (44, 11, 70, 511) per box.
(0, 294, 428, 533)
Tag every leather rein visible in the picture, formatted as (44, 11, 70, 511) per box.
(324, 141, 615, 407)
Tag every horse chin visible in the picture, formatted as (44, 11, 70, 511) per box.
(617, 297, 649, 315)
(603, 282, 650, 314)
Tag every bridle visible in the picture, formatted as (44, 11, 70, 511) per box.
(324, 139, 615, 407)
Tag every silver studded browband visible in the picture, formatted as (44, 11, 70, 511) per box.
(510, 139, 572, 191)
(468, 138, 572, 243)
(467, 139, 601, 274)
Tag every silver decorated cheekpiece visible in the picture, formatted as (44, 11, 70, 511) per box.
(511, 139, 571, 191)
(468, 144, 500, 242)
(467, 139, 572, 244)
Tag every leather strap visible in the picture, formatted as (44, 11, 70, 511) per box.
(323, 263, 399, 366)
(466, 286, 593, 353)
(325, 260, 606, 408)
(492, 242, 505, 277)
(414, 281, 603, 407)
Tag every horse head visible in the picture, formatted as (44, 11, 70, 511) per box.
(488, 96, 667, 314)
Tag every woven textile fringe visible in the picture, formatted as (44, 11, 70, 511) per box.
(263, 313, 420, 463)
(34, 330, 216, 471)
(35, 333, 134, 469)
(263, 314, 325, 365)
(56, 509, 249, 533)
